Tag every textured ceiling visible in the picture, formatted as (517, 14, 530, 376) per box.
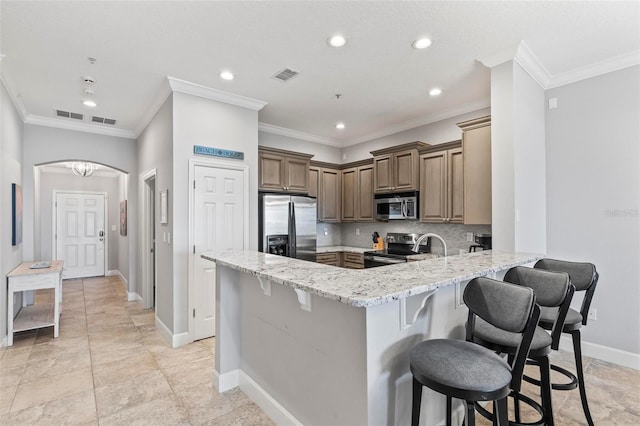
(1, 1, 639, 145)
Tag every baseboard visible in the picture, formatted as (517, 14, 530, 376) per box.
(213, 369, 240, 393)
(0, 335, 7, 348)
(559, 335, 640, 370)
(107, 269, 128, 284)
(155, 317, 191, 348)
(126, 292, 140, 302)
(238, 370, 302, 426)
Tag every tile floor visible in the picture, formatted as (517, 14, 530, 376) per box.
(1, 276, 638, 425)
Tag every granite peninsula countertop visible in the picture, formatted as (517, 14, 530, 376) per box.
(202, 250, 543, 308)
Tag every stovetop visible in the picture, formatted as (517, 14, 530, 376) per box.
(364, 233, 432, 259)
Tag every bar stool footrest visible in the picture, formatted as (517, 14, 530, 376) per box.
(523, 359, 578, 391)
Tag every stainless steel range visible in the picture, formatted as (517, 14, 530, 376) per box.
(363, 233, 432, 268)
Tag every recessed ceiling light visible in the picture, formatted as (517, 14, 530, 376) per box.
(328, 35, 346, 48)
(220, 71, 234, 81)
(412, 38, 432, 50)
(83, 100, 97, 108)
(429, 88, 442, 97)
(336, 122, 345, 129)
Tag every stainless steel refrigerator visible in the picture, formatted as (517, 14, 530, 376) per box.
(258, 193, 317, 262)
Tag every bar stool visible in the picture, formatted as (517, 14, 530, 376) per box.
(470, 266, 574, 426)
(533, 258, 599, 426)
(410, 277, 540, 426)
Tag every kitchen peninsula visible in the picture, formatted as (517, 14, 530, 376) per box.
(202, 250, 542, 425)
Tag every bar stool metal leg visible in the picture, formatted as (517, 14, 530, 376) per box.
(412, 377, 422, 426)
(572, 330, 594, 426)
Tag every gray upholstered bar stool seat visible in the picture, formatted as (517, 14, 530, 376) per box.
(410, 277, 540, 426)
(471, 266, 573, 426)
(532, 258, 599, 426)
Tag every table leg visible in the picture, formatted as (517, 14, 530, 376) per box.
(54, 277, 60, 338)
(7, 285, 14, 346)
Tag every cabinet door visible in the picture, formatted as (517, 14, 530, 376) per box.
(420, 151, 447, 222)
(341, 168, 357, 222)
(285, 157, 309, 193)
(259, 153, 285, 191)
(463, 125, 492, 224)
(357, 165, 375, 221)
(309, 167, 320, 220)
(373, 154, 394, 193)
(394, 149, 419, 191)
(448, 148, 464, 223)
(321, 168, 341, 223)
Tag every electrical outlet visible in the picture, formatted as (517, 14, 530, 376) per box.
(466, 232, 473, 242)
(356, 228, 360, 236)
(588, 308, 597, 321)
(111, 225, 116, 231)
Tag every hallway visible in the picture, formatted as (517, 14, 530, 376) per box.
(0, 276, 273, 425)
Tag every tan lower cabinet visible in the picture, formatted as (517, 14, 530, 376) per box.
(419, 142, 463, 224)
(343, 252, 364, 269)
(316, 252, 363, 269)
(341, 161, 374, 222)
(310, 163, 341, 223)
(316, 252, 342, 267)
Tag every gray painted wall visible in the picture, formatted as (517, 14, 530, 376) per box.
(545, 65, 640, 355)
(1, 80, 24, 344)
(259, 131, 342, 164)
(23, 124, 138, 293)
(38, 171, 121, 271)
(137, 94, 173, 328)
(118, 173, 129, 285)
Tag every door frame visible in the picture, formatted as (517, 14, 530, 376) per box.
(141, 169, 157, 309)
(52, 190, 109, 277)
(188, 158, 250, 342)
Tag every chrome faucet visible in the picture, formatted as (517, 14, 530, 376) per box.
(412, 233, 448, 257)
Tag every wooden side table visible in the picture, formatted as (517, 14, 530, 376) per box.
(7, 261, 63, 346)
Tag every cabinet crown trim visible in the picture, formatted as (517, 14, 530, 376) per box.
(259, 146, 314, 159)
(456, 115, 491, 131)
(418, 140, 462, 154)
(370, 141, 429, 156)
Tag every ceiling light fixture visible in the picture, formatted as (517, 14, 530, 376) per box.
(328, 34, 346, 47)
(220, 71, 234, 81)
(412, 38, 432, 50)
(83, 100, 97, 108)
(336, 122, 345, 129)
(429, 88, 442, 96)
(71, 161, 96, 177)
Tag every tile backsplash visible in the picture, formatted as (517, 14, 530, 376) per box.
(317, 221, 492, 255)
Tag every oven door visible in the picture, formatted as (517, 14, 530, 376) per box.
(364, 254, 407, 268)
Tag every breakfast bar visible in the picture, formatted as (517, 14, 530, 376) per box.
(202, 250, 542, 425)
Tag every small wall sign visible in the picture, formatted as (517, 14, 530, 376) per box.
(194, 145, 244, 160)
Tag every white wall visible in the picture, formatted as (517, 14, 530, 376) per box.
(342, 107, 491, 163)
(23, 124, 137, 292)
(0, 80, 24, 345)
(172, 91, 259, 335)
(136, 94, 173, 327)
(259, 131, 342, 164)
(545, 65, 640, 355)
(38, 171, 121, 271)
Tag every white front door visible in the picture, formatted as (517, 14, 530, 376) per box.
(55, 192, 106, 279)
(193, 165, 245, 340)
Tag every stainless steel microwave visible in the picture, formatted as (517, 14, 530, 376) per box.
(374, 192, 418, 220)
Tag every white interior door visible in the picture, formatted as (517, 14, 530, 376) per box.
(55, 192, 106, 279)
(193, 165, 244, 340)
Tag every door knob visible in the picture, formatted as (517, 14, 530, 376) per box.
(99, 230, 105, 237)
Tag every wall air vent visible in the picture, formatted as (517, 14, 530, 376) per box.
(272, 68, 299, 82)
(92, 116, 117, 125)
(56, 110, 83, 120)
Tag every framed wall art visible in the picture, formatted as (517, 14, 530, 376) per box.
(120, 200, 127, 236)
(12, 183, 23, 246)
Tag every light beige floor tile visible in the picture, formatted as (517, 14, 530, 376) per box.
(130, 312, 156, 327)
(95, 370, 173, 417)
(204, 401, 275, 426)
(21, 350, 92, 383)
(177, 384, 250, 425)
(11, 367, 94, 411)
(153, 344, 212, 370)
(0, 347, 32, 368)
(98, 395, 190, 426)
(0, 364, 25, 387)
(92, 351, 157, 387)
(142, 332, 172, 353)
(2, 389, 97, 426)
(90, 342, 148, 366)
(6, 332, 36, 349)
(163, 357, 214, 393)
(0, 385, 17, 415)
(28, 335, 89, 362)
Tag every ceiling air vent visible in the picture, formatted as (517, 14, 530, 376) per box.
(56, 110, 83, 120)
(92, 116, 117, 125)
(272, 68, 299, 82)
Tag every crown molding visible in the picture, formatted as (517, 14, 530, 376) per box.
(546, 50, 640, 89)
(133, 81, 172, 138)
(0, 73, 28, 121)
(258, 122, 342, 147)
(24, 114, 136, 139)
(341, 100, 491, 147)
(167, 76, 267, 111)
(514, 42, 551, 88)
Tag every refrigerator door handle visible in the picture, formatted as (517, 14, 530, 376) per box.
(290, 202, 297, 258)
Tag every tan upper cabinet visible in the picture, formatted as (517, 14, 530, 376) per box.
(457, 116, 492, 225)
(341, 160, 374, 222)
(419, 142, 463, 224)
(371, 142, 427, 194)
(259, 147, 313, 193)
(310, 163, 341, 223)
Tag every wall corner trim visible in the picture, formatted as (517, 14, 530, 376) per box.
(167, 76, 268, 111)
